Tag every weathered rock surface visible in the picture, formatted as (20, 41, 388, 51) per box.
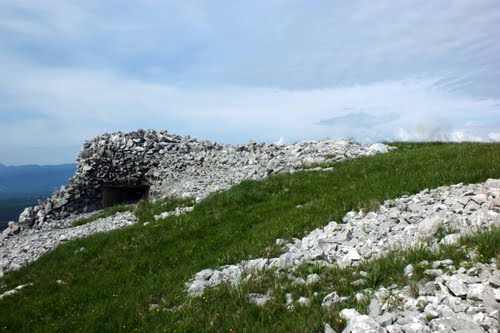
(16, 130, 392, 227)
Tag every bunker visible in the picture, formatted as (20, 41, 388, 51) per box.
(102, 185, 150, 208)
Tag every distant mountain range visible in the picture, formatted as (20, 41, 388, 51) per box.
(0, 163, 76, 198)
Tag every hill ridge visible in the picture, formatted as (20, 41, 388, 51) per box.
(0, 142, 499, 332)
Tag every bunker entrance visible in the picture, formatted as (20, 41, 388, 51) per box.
(102, 185, 149, 208)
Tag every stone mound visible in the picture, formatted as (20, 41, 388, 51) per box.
(16, 129, 391, 228)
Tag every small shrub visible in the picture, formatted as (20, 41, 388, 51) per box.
(460, 227, 500, 263)
(362, 199, 381, 215)
(259, 243, 286, 258)
(363, 270, 383, 289)
(435, 225, 459, 241)
(217, 252, 236, 266)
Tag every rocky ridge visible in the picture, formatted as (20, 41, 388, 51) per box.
(187, 179, 500, 333)
(15, 129, 391, 228)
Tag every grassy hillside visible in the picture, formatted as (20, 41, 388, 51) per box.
(0, 142, 499, 332)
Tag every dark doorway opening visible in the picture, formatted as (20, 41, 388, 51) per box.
(102, 185, 149, 208)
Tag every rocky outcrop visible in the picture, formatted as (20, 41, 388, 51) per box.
(16, 129, 392, 228)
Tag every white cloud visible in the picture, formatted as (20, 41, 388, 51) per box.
(395, 126, 488, 143)
(0, 58, 499, 164)
(1, 1, 499, 91)
(488, 132, 500, 141)
(0, 1, 499, 164)
(448, 131, 484, 142)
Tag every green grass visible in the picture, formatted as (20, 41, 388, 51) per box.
(135, 196, 195, 222)
(0, 142, 499, 332)
(461, 226, 500, 263)
(71, 197, 195, 227)
(71, 204, 134, 226)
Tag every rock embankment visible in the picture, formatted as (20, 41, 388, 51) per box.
(0, 212, 136, 275)
(187, 179, 500, 333)
(16, 130, 391, 228)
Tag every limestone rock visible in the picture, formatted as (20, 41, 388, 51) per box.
(342, 314, 384, 333)
(445, 275, 469, 297)
(306, 273, 321, 285)
(246, 293, 270, 306)
(18, 207, 35, 228)
(417, 216, 442, 238)
(324, 323, 336, 333)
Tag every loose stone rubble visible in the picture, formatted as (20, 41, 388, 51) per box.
(154, 206, 194, 220)
(338, 260, 499, 333)
(14, 129, 391, 228)
(0, 212, 137, 273)
(186, 179, 500, 332)
(0, 283, 33, 301)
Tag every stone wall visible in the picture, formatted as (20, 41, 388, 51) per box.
(18, 129, 392, 228)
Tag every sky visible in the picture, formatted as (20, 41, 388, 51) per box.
(0, 0, 499, 165)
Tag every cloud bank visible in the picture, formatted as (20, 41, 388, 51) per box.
(0, 1, 499, 164)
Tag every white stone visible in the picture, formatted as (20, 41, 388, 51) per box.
(342, 248, 361, 265)
(340, 308, 361, 321)
(445, 275, 469, 297)
(324, 323, 336, 333)
(246, 293, 270, 306)
(297, 296, 310, 306)
(343, 314, 384, 333)
(306, 273, 321, 285)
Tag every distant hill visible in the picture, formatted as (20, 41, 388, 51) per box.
(0, 163, 75, 199)
(0, 197, 45, 229)
(0, 163, 76, 228)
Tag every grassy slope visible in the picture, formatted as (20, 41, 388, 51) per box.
(0, 142, 499, 332)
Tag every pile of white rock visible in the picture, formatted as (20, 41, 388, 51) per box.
(15, 129, 391, 227)
(0, 211, 137, 275)
(186, 179, 500, 332)
(336, 260, 499, 333)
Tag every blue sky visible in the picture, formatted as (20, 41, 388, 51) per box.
(1, 0, 499, 165)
